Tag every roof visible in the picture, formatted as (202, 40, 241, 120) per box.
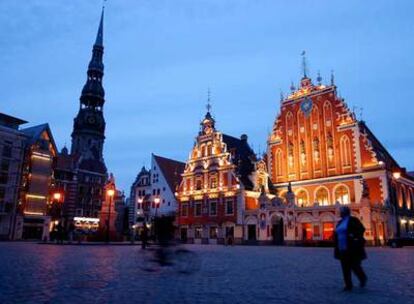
(222, 134, 257, 190)
(20, 123, 57, 154)
(153, 154, 186, 192)
(359, 121, 399, 168)
(0, 113, 27, 129)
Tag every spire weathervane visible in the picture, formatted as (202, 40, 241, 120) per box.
(206, 87, 212, 113)
(301, 50, 308, 78)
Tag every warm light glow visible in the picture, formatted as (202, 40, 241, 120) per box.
(24, 211, 44, 216)
(393, 172, 401, 179)
(107, 189, 115, 197)
(26, 194, 46, 200)
(54, 220, 59, 225)
(400, 219, 407, 224)
(378, 161, 384, 166)
(154, 197, 160, 205)
(74, 217, 100, 223)
(137, 198, 143, 203)
(31, 152, 51, 161)
(53, 192, 62, 201)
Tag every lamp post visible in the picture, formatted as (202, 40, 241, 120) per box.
(106, 189, 115, 243)
(52, 191, 63, 244)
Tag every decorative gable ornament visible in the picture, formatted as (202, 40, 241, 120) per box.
(300, 97, 313, 117)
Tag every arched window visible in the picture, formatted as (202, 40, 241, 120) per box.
(296, 190, 309, 207)
(276, 149, 283, 176)
(340, 135, 351, 167)
(315, 187, 329, 206)
(335, 185, 350, 205)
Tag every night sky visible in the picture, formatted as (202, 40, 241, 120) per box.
(1, 0, 413, 193)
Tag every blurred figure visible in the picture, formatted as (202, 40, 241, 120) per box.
(154, 216, 175, 266)
(141, 224, 149, 249)
(334, 206, 367, 291)
(68, 222, 75, 244)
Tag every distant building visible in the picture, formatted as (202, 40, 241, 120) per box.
(129, 154, 185, 229)
(0, 113, 27, 239)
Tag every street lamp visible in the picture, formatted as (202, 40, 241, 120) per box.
(154, 197, 160, 218)
(52, 191, 64, 244)
(106, 188, 115, 243)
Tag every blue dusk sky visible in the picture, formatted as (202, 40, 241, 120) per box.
(1, 1, 414, 192)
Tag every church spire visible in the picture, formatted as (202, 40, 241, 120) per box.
(95, 7, 104, 47)
(80, 7, 105, 109)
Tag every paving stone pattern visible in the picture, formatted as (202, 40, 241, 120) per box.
(0, 243, 413, 304)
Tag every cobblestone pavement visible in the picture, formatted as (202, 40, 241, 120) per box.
(0, 243, 413, 304)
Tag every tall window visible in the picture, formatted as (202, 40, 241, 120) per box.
(276, 149, 283, 176)
(335, 185, 350, 205)
(210, 175, 218, 189)
(209, 200, 217, 216)
(181, 203, 188, 217)
(195, 176, 203, 190)
(401, 187, 407, 209)
(225, 199, 234, 215)
(315, 187, 329, 206)
(194, 201, 202, 216)
(296, 190, 309, 207)
(340, 135, 351, 167)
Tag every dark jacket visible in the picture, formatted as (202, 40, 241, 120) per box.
(334, 216, 367, 261)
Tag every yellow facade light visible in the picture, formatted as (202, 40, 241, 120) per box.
(26, 194, 46, 200)
(393, 172, 401, 179)
(107, 189, 115, 197)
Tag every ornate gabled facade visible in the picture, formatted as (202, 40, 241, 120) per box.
(262, 70, 414, 245)
(176, 108, 273, 244)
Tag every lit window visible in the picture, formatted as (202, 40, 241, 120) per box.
(210, 176, 217, 189)
(296, 190, 309, 207)
(335, 185, 350, 205)
(315, 188, 329, 206)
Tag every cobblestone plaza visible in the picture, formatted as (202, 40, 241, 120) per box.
(0, 243, 413, 303)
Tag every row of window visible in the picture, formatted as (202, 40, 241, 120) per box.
(274, 134, 352, 176)
(181, 199, 234, 217)
(292, 185, 350, 207)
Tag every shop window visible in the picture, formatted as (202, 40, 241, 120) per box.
(296, 190, 309, 207)
(323, 222, 334, 240)
(195, 227, 202, 239)
(315, 188, 329, 206)
(335, 185, 350, 205)
(209, 227, 218, 239)
(302, 223, 313, 240)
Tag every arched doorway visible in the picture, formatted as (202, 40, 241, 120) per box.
(271, 214, 284, 245)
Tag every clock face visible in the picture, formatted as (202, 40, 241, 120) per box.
(87, 116, 96, 124)
(300, 97, 313, 117)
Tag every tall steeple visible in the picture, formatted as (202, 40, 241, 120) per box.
(71, 7, 107, 164)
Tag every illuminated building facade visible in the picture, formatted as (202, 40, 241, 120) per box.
(176, 108, 273, 244)
(17, 124, 57, 240)
(129, 154, 184, 231)
(258, 71, 414, 245)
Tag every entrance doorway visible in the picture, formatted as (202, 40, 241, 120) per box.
(271, 217, 284, 245)
(247, 224, 256, 241)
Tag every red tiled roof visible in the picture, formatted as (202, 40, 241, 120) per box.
(153, 154, 185, 192)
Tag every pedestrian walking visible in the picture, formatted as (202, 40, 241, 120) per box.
(334, 206, 367, 291)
